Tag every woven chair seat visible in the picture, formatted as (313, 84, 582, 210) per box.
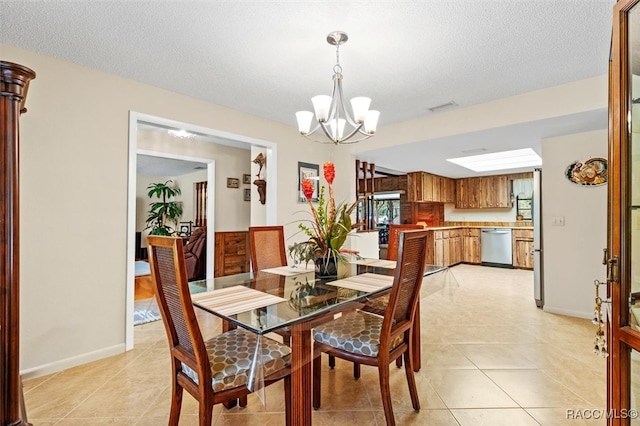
(182, 328, 291, 392)
(312, 311, 403, 358)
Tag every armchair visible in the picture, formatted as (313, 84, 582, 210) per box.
(183, 226, 207, 280)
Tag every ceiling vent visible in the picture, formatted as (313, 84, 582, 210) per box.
(428, 101, 458, 113)
(461, 148, 488, 155)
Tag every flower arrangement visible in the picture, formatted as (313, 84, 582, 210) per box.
(289, 162, 360, 275)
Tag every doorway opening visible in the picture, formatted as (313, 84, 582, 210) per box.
(126, 111, 277, 349)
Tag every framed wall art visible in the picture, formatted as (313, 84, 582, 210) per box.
(244, 188, 251, 201)
(298, 161, 319, 202)
(242, 174, 251, 184)
(227, 177, 240, 188)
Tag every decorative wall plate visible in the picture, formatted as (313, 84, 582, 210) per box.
(565, 157, 608, 186)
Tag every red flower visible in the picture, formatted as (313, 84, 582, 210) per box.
(323, 162, 335, 185)
(301, 179, 315, 201)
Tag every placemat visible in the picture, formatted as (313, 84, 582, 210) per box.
(325, 273, 394, 292)
(191, 286, 287, 316)
(351, 258, 397, 269)
(260, 264, 316, 276)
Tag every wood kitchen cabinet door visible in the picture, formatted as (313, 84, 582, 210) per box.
(512, 229, 533, 269)
(443, 177, 456, 203)
(463, 228, 481, 264)
(456, 178, 469, 209)
(449, 229, 462, 265)
(468, 178, 482, 208)
(495, 175, 511, 207)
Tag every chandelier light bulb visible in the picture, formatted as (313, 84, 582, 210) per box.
(350, 97, 371, 123)
(329, 118, 346, 139)
(296, 111, 314, 133)
(364, 110, 380, 133)
(311, 95, 332, 122)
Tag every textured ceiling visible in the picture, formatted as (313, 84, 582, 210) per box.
(1, 1, 616, 177)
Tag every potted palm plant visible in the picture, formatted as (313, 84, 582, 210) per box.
(145, 180, 183, 236)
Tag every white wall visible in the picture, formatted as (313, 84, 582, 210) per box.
(4, 44, 334, 376)
(541, 129, 608, 318)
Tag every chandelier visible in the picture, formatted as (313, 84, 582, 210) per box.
(295, 31, 380, 145)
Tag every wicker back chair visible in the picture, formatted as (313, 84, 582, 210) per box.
(249, 225, 288, 272)
(147, 235, 292, 425)
(312, 230, 428, 426)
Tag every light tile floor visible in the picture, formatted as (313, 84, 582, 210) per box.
(23, 265, 606, 425)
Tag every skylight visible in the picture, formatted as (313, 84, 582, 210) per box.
(447, 148, 542, 172)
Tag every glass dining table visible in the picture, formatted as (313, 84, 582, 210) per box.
(190, 261, 448, 426)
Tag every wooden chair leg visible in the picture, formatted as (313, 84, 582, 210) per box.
(239, 395, 248, 407)
(284, 375, 292, 426)
(378, 364, 396, 426)
(403, 350, 420, 411)
(313, 352, 322, 409)
(169, 380, 183, 426)
(353, 362, 361, 379)
(396, 357, 403, 368)
(198, 399, 214, 426)
(328, 354, 335, 368)
(222, 398, 238, 409)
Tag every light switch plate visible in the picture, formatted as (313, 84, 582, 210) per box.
(552, 216, 565, 226)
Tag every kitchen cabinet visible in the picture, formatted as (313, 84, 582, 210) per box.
(431, 229, 465, 267)
(462, 228, 481, 264)
(449, 229, 463, 265)
(407, 172, 455, 203)
(455, 175, 512, 209)
(512, 229, 534, 269)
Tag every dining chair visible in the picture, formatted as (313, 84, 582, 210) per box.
(146, 235, 292, 426)
(312, 230, 428, 426)
(248, 225, 288, 273)
(347, 223, 423, 373)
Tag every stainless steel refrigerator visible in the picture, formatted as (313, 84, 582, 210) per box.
(533, 168, 544, 308)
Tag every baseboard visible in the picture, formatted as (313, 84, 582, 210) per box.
(20, 343, 126, 379)
(543, 305, 591, 320)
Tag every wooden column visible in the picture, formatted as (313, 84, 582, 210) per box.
(1, 61, 36, 426)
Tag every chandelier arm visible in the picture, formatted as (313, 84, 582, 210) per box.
(301, 134, 337, 144)
(318, 121, 339, 144)
(334, 76, 360, 128)
(338, 123, 366, 143)
(330, 132, 374, 144)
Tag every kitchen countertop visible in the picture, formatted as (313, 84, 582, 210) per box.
(423, 225, 533, 230)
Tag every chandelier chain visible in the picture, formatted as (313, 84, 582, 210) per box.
(334, 44, 342, 75)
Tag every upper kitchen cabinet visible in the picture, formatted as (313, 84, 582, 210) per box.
(455, 175, 512, 208)
(406, 172, 455, 203)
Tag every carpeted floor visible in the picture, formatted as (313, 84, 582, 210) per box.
(133, 280, 207, 326)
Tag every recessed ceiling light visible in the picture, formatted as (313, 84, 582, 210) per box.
(168, 129, 195, 139)
(447, 148, 542, 172)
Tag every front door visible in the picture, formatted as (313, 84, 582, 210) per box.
(609, 1, 640, 424)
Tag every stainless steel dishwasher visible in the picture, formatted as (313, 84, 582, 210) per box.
(480, 228, 513, 267)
